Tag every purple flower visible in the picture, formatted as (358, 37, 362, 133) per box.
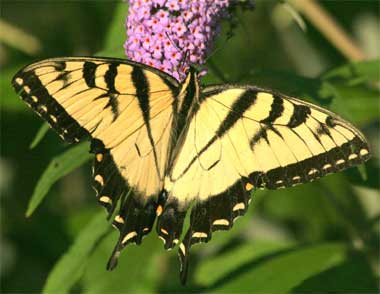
(165, 0, 180, 11)
(125, 0, 233, 81)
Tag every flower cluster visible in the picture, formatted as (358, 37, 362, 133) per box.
(125, 0, 231, 81)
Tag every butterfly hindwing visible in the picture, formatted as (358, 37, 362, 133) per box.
(91, 139, 126, 215)
(177, 178, 251, 283)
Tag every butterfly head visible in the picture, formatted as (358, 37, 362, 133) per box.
(183, 65, 201, 85)
(177, 65, 201, 102)
(188, 64, 199, 77)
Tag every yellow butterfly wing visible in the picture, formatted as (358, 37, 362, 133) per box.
(12, 57, 180, 255)
(163, 84, 370, 282)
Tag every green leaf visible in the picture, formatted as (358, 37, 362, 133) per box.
(43, 211, 110, 294)
(323, 59, 380, 84)
(195, 239, 294, 286)
(97, 2, 128, 58)
(293, 253, 377, 292)
(346, 157, 380, 190)
(199, 242, 347, 292)
(81, 232, 162, 293)
(29, 123, 50, 149)
(357, 164, 368, 182)
(318, 175, 373, 240)
(237, 69, 323, 104)
(1, 65, 26, 112)
(26, 142, 91, 217)
(320, 81, 380, 126)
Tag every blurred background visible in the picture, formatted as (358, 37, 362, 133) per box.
(1, 0, 379, 292)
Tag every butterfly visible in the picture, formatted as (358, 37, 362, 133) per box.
(12, 57, 370, 284)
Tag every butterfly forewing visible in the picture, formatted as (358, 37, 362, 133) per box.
(12, 56, 181, 258)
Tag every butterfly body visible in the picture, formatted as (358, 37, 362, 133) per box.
(12, 57, 370, 284)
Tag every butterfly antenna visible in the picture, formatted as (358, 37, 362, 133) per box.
(179, 50, 190, 73)
(165, 32, 190, 75)
(165, 31, 181, 53)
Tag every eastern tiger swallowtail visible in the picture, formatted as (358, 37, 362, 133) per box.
(12, 57, 370, 284)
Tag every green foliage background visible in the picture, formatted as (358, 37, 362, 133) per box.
(1, 1, 379, 292)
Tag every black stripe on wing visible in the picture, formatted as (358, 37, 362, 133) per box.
(287, 104, 311, 128)
(248, 135, 370, 190)
(173, 89, 259, 178)
(83, 61, 97, 87)
(12, 57, 181, 144)
(177, 178, 252, 285)
(260, 94, 284, 124)
(107, 195, 158, 271)
(91, 139, 126, 215)
(131, 67, 161, 173)
(91, 141, 160, 272)
(12, 66, 90, 143)
(156, 197, 187, 250)
(216, 89, 257, 134)
(201, 85, 371, 190)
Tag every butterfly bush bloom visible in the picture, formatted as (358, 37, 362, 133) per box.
(125, 0, 232, 81)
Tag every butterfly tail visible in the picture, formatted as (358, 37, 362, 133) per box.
(178, 230, 192, 285)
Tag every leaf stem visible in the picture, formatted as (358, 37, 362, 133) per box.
(290, 0, 366, 61)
